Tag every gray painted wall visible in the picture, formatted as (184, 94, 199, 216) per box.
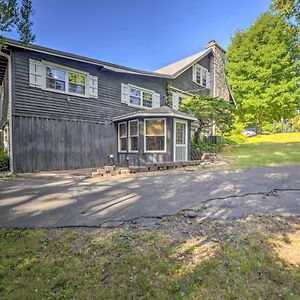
(8, 46, 216, 172)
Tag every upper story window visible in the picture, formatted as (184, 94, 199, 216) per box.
(129, 86, 153, 108)
(121, 83, 160, 109)
(193, 64, 209, 88)
(29, 59, 98, 98)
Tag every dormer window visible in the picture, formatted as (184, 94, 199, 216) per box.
(193, 64, 210, 88)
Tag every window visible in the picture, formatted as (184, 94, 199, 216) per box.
(144, 119, 166, 152)
(129, 120, 139, 152)
(45, 64, 87, 96)
(130, 88, 141, 106)
(129, 86, 153, 108)
(46, 67, 66, 91)
(69, 72, 86, 95)
(118, 122, 127, 152)
(193, 64, 209, 87)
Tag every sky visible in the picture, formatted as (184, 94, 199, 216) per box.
(5, 0, 271, 71)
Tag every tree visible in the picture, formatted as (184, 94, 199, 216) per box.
(180, 94, 235, 143)
(0, 0, 35, 44)
(226, 12, 300, 131)
(272, 0, 300, 26)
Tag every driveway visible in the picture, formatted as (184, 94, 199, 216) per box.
(0, 165, 300, 228)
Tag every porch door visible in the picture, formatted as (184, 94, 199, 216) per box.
(174, 119, 188, 161)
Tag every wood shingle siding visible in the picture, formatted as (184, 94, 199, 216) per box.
(13, 116, 117, 172)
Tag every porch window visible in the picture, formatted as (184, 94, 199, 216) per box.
(129, 120, 139, 152)
(46, 66, 66, 91)
(118, 122, 127, 152)
(144, 119, 166, 152)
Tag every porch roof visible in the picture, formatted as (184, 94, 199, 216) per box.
(113, 106, 197, 122)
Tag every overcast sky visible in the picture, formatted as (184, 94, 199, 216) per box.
(5, 0, 271, 70)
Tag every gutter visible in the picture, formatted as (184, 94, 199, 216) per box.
(0, 50, 13, 173)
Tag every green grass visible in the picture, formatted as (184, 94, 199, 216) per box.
(1, 216, 300, 299)
(223, 132, 300, 168)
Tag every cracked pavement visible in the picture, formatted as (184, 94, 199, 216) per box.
(0, 164, 300, 228)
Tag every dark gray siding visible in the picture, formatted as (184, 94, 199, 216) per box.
(0, 70, 9, 128)
(170, 54, 212, 96)
(12, 48, 167, 122)
(13, 116, 117, 172)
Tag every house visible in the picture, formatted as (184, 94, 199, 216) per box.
(0, 38, 233, 172)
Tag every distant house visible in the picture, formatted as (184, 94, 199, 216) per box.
(0, 38, 233, 172)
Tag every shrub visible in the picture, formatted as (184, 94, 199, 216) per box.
(192, 140, 224, 153)
(0, 151, 9, 172)
(291, 115, 300, 132)
(223, 134, 247, 145)
(262, 123, 274, 134)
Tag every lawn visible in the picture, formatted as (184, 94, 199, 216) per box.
(223, 132, 300, 169)
(1, 216, 300, 299)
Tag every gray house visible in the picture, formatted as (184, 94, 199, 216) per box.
(0, 38, 233, 172)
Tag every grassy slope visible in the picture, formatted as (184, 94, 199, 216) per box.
(1, 216, 300, 299)
(223, 132, 300, 168)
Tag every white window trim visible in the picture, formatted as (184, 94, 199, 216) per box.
(128, 84, 154, 109)
(173, 119, 188, 162)
(128, 119, 139, 153)
(144, 118, 167, 153)
(118, 121, 127, 153)
(41, 61, 90, 98)
(193, 64, 209, 88)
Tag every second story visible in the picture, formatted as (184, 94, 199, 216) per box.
(0, 38, 233, 124)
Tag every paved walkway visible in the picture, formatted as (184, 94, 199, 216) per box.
(0, 165, 299, 228)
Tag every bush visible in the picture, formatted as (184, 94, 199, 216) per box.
(0, 151, 9, 171)
(223, 134, 247, 145)
(262, 123, 274, 134)
(192, 140, 224, 153)
(291, 115, 300, 132)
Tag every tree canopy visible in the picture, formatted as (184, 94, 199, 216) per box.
(180, 95, 235, 140)
(0, 0, 35, 43)
(226, 12, 300, 131)
(272, 0, 300, 26)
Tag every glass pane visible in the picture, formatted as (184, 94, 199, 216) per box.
(130, 88, 141, 106)
(130, 137, 138, 151)
(146, 119, 165, 135)
(202, 69, 207, 86)
(146, 136, 165, 151)
(46, 77, 65, 91)
(119, 123, 127, 137)
(143, 92, 153, 108)
(69, 83, 85, 95)
(46, 67, 65, 81)
(69, 72, 85, 85)
(120, 137, 127, 151)
(130, 121, 138, 136)
(176, 123, 186, 145)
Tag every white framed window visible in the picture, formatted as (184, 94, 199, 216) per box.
(129, 120, 139, 152)
(118, 122, 127, 152)
(29, 59, 98, 98)
(193, 64, 209, 88)
(129, 86, 154, 108)
(144, 118, 166, 153)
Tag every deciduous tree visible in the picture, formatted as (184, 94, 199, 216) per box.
(226, 12, 300, 131)
(0, 0, 35, 43)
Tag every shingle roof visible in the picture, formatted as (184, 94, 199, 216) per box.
(155, 48, 212, 77)
(113, 106, 197, 122)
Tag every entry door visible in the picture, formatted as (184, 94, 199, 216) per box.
(174, 120, 188, 161)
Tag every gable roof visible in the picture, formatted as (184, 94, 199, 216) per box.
(2, 37, 213, 80)
(113, 106, 197, 122)
(155, 48, 212, 78)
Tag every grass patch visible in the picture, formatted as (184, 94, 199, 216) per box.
(1, 216, 300, 299)
(223, 132, 300, 168)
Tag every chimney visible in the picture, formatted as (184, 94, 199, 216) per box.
(206, 40, 226, 53)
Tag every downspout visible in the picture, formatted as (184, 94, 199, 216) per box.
(0, 50, 13, 173)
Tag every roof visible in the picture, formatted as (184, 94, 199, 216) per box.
(2, 37, 170, 78)
(2, 37, 213, 79)
(113, 106, 197, 122)
(155, 48, 212, 77)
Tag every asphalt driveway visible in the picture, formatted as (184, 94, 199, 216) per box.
(0, 165, 300, 228)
